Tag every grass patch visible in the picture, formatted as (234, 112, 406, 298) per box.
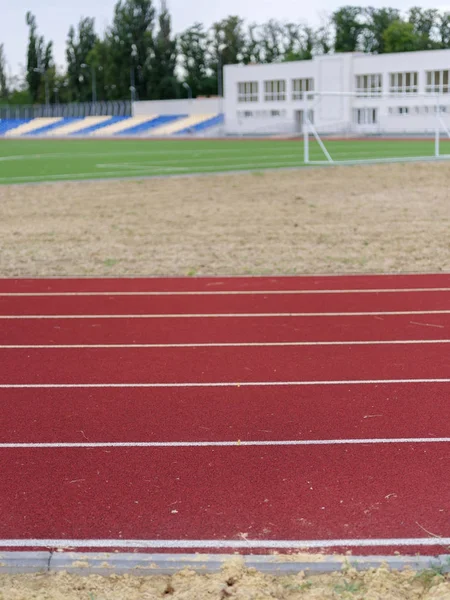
(1, 137, 449, 185)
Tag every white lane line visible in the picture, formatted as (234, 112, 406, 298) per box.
(0, 538, 448, 549)
(1, 310, 450, 319)
(1, 379, 450, 389)
(2, 339, 450, 349)
(2, 438, 450, 449)
(1, 287, 450, 296)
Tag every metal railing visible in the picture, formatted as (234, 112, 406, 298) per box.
(0, 101, 132, 120)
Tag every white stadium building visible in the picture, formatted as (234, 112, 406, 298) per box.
(223, 49, 450, 137)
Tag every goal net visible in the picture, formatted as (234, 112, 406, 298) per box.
(302, 91, 450, 165)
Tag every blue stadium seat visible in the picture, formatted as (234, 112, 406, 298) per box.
(71, 116, 128, 135)
(176, 114, 224, 135)
(117, 115, 185, 135)
(0, 119, 31, 136)
(27, 118, 79, 136)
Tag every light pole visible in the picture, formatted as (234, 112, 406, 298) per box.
(182, 82, 192, 101)
(130, 44, 138, 103)
(33, 66, 49, 107)
(217, 43, 227, 117)
(81, 63, 99, 103)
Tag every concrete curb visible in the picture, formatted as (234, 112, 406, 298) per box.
(0, 552, 449, 575)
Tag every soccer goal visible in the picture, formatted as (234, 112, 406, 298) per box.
(302, 91, 450, 165)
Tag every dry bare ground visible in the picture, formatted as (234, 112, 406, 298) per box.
(1, 161, 449, 277)
(1, 162, 449, 597)
(0, 559, 450, 599)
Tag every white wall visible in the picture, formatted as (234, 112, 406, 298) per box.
(223, 61, 315, 135)
(223, 49, 450, 135)
(133, 98, 221, 116)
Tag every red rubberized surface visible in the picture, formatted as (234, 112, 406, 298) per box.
(2, 290, 450, 315)
(1, 344, 449, 383)
(1, 274, 449, 556)
(1, 383, 450, 443)
(1, 314, 450, 345)
(1, 446, 449, 550)
(0, 273, 449, 292)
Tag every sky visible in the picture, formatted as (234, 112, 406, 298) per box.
(1, 0, 450, 77)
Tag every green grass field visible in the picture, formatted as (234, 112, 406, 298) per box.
(1, 137, 449, 185)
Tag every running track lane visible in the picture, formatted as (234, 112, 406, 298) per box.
(0, 273, 449, 293)
(1, 314, 450, 345)
(1, 383, 450, 443)
(1, 445, 450, 554)
(1, 344, 449, 384)
(1, 274, 450, 555)
(2, 290, 450, 314)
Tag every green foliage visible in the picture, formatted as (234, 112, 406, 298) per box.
(383, 20, 422, 53)
(332, 6, 364, 52)
(107, 0, 155, 100)
(0, 44, 8, 99)
(148, 0, 178, 99)
(66, 17, 98, 102)
(25, 12, 54, 103)
(362, 7, 401, 53)
(178, 23, 212, 97)
(4, 3, 450, 104)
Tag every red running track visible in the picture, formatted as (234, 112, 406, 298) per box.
(0, 274, 450, 556)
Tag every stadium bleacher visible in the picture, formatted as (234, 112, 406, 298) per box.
(0, 114, 223, 138)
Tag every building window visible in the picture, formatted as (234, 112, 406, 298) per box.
(426, 70, 450, 95)
(389, 72, 418, 95)
(237, 82, 258, 103)
(292, 78, 314, 100)
(355, 74, 382, 97)
(264, 80, 286, 102)
(354, 108, 378, 124)
(270, 109, 287, 117)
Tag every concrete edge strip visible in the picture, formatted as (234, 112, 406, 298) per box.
(0, 552, 449, 575)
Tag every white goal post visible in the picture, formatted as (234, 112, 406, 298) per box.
(302, 91, 450, 165)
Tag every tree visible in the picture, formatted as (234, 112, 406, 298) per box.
(208, 16, 246, 94)
(66, 17, 98, 102)
(408, 7, 439, 50)
(383, 19, 421, 53)
(25, 12, 53, 103)
(86, 40, 113, 101)
(282, 24, 315, 61)
(107, 0, 155, 100)
(362, 7, 400, 54)
(332, 6, 363, 52)
(315, 15, 332, 54)
(179, 23, 214, 97)
(25, 12, 40, 102)
(260, 19, 284, 62)
(148, 0, 178, 99)
(437, 12, 450, 48)
(241, 23, 263, 64)
(0, 44, 8, 100)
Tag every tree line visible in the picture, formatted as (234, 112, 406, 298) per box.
(1, 1, 450, 105)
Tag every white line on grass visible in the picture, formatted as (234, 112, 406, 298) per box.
(0, 159, 305, 183)
(1, 287, 450, 296)
(0, 148, 259, 163)
(1, 310, 450, 319)
(1, 379, 449, 389)
(0, 538, 448, 549)
(2, 438, 450, 449)
(2, 339, 450, 349)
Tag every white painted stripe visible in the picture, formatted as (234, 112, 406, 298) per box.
(2, 438, 450, 449)
(1, 310, 450, 319)
(1, 378, 449, 389)
(0, 538, 448, 549)
(2, 339, 450, 349)
(1, 287, 450, 297)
